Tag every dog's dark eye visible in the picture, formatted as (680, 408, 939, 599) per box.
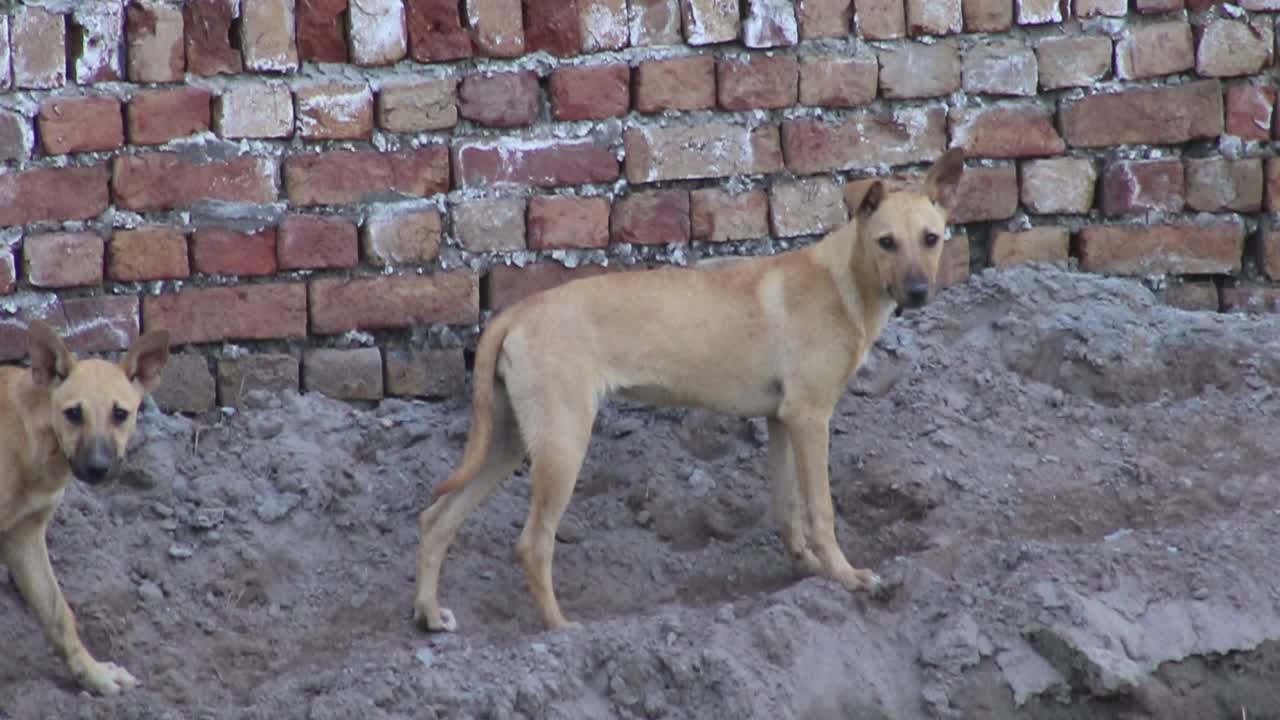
(111, 406, 130, 425)
(923, 232, 940, 248)
(877, 235, 896, 251)
(63, 406, 83, 425)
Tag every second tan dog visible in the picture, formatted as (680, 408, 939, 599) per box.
(0, 321, 169, 694)
(415, 149, 965, 633)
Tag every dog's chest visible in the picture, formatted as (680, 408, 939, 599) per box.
(0, 470, 68, 535)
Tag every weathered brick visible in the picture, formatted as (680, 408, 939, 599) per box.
(950, 105, 1063, 159)
(1078, 222, 1244, 275)
(286, 147, 449, 205)
(626, 123, 783, 183)
(144, 284, 307, 345)
(0, 111, 31, 162)
(1197, 19, 1273, 78)
(309, 274, 480, 333)
(1267, 158, 1280, 213)
(152, 354, 217, 414)
(24, 233, 105, 289)
(856, 0, 905, 39)
(963, 0, 1012, 32)
(1222, 285, 1280, 315)
(349, 0, 408, 65)
(963, 40, 1036, 96)
(191, 228, 279, 276)
(1225, 85, 1275, 141)
(0, 166, 110, 226)
(0, 296, 140, 362)
(1036, 36, 1112, 89)
(304, 348, 384, 401)
(363, 209, 443, 265)
(611, 190, 690, 245)
(378, 78, 458, 132)
(384, 348, 467, 399)
(12, 7, 66, 89)
(718, 55, 798, 111)
(907, 0, 960, 36)
(681, 0, 740, 44)
(690, 189, 769, 242)
(743, 0, 799, 47)
(1016, 0, 1061, 25)
(880, 42, 961, 99)
(524, 0, 583, 56)
(1239, 0, 1280, 8)
(454, 198, 527, 252)
(453, 138, 617, 188)
(215, 83, 295, 139)
(1135, 0, 1183, 11)
(528, 196, 611, 249)
(459, 71, 540, 128)
(128, 88, 212, 145)
(184, 0, 243, 75)
(950, 166, 1018, 223)
(1100, 159, 1184, 216)
(405, 0, 471, 61)
(1184, 157, 1263, 213)
(485, 263, 616, 310)
(1061, 81, 1223, 147)
(937, 232, 969, 289)
(71, 3, 124, 84)
(799, 53, 877, 108)
(1159, 282, 1219, 312)
(1074, 0, 1125, 16)
(782, 106, 946, 175)
(298, 0, 350, 62)
(769, 178, 847, 238)
(278, 215, 359, 270)
(0, 250, 15, 295)
(0, 17, 9, 93)
(630, 0, 684, 46)
(1021, 158, 1096, 214)
(1260, 224, 1280, 280)
(550, 64, 630, 121)
(634, 56, 716, 112)
(295, 83, 375, 140)
(126, 2, 184, 83)
(109, 226, 190, 282)
(37, 97, 124, 155)
(241, 0, 299, 72)
(1115, 21, 1194, 80)
(579, 0, 629, 52)
(216, 354, 300, 407)
(798, 0, 852, 39)
(113, 154, 278, 212)
(467, 0, 526, 57)
(991, 227, 1069, 268)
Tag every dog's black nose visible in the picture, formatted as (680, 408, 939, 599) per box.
(903, 282, 929, 308)
(83, 461, 111, 484)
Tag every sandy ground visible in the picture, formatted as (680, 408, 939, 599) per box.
(2, 264, 1280, 720)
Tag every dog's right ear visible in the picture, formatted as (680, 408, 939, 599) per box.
(859, 180, 885, 216)
(28, 320, 74, 388)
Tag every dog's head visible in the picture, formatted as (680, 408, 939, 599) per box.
(27, 321, 170, 485)
(854, 148, 965, 310)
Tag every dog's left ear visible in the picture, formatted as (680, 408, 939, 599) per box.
(925, 148, 966, 212)
(859, 180, 885, 216)
(121, 330, 171, 394)
(28, 320, 75, 388)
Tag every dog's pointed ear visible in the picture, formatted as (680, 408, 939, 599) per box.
(925, 148, 965, 212)
(121, 329, 171, 394)
(859, 180, 885, 216)
(28, 320, 74, 388)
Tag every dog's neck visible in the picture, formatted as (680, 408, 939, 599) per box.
(13, 372, 68, 485)
(808, 219, 898, 340)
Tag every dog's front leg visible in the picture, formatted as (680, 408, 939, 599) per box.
(1, 513, 139, 695)
(784, 415, 881, 592)
(766, 418, 822, 577)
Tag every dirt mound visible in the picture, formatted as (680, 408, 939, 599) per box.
(3, 264, 1279, 720)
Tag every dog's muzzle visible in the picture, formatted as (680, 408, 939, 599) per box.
(901, 279, 930, 309)
(71, 437, 117, 485)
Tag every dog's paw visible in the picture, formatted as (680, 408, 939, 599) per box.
(82, 661, 139, 695)
(415, 605, 459, 633)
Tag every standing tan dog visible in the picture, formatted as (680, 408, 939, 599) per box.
(415, 149, 965, 633)
(0, 320, 169, 694)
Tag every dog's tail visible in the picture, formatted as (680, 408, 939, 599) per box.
(431, 309, 517, 496)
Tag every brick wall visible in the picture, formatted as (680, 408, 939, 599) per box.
(1, 0, 1279, 412)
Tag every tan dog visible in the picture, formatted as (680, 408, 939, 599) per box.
(0, 321, 169, 694)
(414, 149, 966, 633)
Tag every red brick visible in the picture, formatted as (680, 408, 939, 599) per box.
(113, 154, 278, 212)
(718, 55, 799, 111)
(1259, 225, 1280, 281)
(1078, 223, 1244, 275)
(0, 250, 14, 295)
(37, 97, 123, 155)
(144, 284, 307, 345)
(963, 0, 1012, 32)
(769, 178, 847, 238)
(378, 78, 458, 132)
(0, 166, 110, 226)
(799, 53, 877, 108)
(184, 0, 244, 75)
(879, 42, 961, 99)
(1196, 19, 1274, 78)
(629, 0, 683, 46)
(215, 83, 295, 139)
(126, 2, 185, 83)
(384, 347, 467, 399)
(634, 56, 716, 112)
(24, 233, 105, 289)
(528, 196, 611, 249)
(275, 216, 357, 270)
(781, 106, 946, 175)
(152, 353, 217, 414)
(938, 233, 970, 289)
(11, 7, 66, 89)
(1159, 282, 1218, 312)
(579, 0, 628, 52)
(1225, 85, 1275, 141)
(1021, 157, 1097, 214)
(406, 0, 471, 62)
(1116, 21, 1193, 80)
(309, 274, 480, 333)
(71, 3, 124, 84)
(1061, 81, 1224, 148)
(1184, 157, 1263, 213)
(1100, 159, 1184, 216)
(1036, 36, 1111, 90)
(1222, 285, 1280, 315)
(856, 0, 905, 39)
(0, 296, 140, 363)
(907, 0, 960, 36)
(681, 0, 741, 44)
(627, 123, 783, 183)
(295, 83, 375, 140)
(459, 71, 541, 128)
(109, 226, 190, 282)
(962, 39, 1037, 96)
(524, 0, 583, 56)
(304, 348, 384, 401)
(611, 190, 690, 245)
(454, 198, 527, 252)
(1016, 0, 1061, 24)
(991, 227, 1069, 268)
(950, 165, 1018, 223)
(215, 353, 301, 406)
(690, 189, 769, 242)
(743, 0, 799, 47)
(485, 263, 616, 310)
(128, 88, 212, 145)
(285, 147, 450, 206)
(362, 209, 443, 265)
(468, 0, 526, 57)
(297, 0, 350, 62)
(191, 228, 279, 276)
(1267, 158, 1280, 213)
(797, 0, 852, 39)
(949, 105, 1063, 159)
(452, 138, 618, 188)
(240, 0, 299, 72)
(348, 0, 408, 66)
(550, 64, 630, 121)
(0, 111, 31, 162)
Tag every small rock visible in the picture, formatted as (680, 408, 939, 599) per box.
(415, 647, 434, 668)
(635, 510, 652, 527)
(168, 544, 194, 560)
(187, 507, 225, 530)
(1192, 587, 1210, 600)
(687, 469, 716, 498)
(531, 642, 549, 654)
(610, 416, 645, 438)
(137, 580, 165, 602)
(555, 518, 587, 544)
(255, 492, 302, 523)
(160, 519, 180, 532)
(151, 503, 174, 518)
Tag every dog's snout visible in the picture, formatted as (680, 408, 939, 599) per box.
(903, 277, 930, 308)
(74, 436, 117, 485)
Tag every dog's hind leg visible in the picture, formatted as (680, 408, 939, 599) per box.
(766, 418, 822, 577)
